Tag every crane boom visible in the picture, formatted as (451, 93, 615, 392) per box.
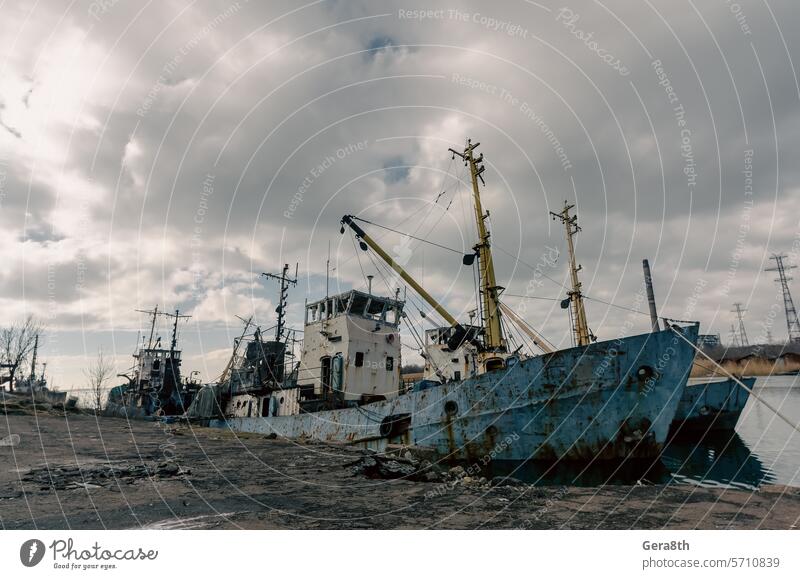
(340, 215, 459, 327)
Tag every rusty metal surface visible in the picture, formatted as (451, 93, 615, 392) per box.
(670, 376, 755, 434)
(211, 325, 699, 462)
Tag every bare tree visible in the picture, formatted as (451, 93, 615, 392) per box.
(0, 316, 42, 392)
(84, 348, 115, 413)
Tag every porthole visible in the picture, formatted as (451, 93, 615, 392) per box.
(444, 400, 459, 416)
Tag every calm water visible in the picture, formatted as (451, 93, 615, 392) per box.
(664, 375, 800, 489)
(486, 376, 800, 488)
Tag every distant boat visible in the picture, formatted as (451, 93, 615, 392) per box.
(668, 376, 755, 437)
(104, 307, 201, 417)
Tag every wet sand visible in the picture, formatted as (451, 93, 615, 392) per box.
(1, 413, 798, 529)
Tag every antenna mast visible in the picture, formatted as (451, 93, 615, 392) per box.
(162, 309, 191, 355)
(550, 201, 593, 346)
(766, 253, 800, 343)
(448, 139, 506, 352)
(262, 264, 298, 341)
(135, 305, 159, 349)
(731, 302, 749, 347)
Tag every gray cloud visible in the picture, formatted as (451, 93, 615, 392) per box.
(2, 0, 799, 387)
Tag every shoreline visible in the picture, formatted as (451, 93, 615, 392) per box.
(1, 414, 798, 530)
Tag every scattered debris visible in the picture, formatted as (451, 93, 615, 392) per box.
(22, 460, 191, 492)
(346, 449, 448, 482)
(490, 476, 525, 487)
(0, 392, 83, 417)
(0, 434, 20, 447)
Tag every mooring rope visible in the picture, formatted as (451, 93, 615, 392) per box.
(669, 324, 800, 435)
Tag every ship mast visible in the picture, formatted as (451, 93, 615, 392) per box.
(448, 139, 506, 352)
(136, 305, 159, 349)
(550, 201, 593, 346)
(163, 309, 191, 356)
(262, 263, 298, 341)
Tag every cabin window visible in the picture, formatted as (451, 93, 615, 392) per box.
(152, 360, 160, 370)
(454, 371, 461, 381)
(355, 352, 364, 367)
(386, 356, 393, 371)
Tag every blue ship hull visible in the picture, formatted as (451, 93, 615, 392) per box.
(211, 325, 698, 462)
(669, 376, 755, 436)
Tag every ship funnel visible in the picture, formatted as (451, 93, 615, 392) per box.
(642, 259, 660, 332)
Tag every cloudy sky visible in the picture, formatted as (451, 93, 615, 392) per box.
(2, 0, 799, 391)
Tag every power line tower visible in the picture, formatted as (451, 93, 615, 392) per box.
(731, 302, 749, 346)
(766, 253, 800, 343)
(728, 323, 739, 347)
(261, 263, 298, 341)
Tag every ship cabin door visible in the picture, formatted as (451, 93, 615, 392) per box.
(320, 356, 331, 395)
(331, 354, 344, 392)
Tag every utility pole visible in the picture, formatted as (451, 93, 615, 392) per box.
(262, 264, 298, 341)
(29, 334, 38, 380)
(448, 139, 506, 352)
(731, 303, 749, 347)
(551, 201, 593, 346)
(766, 253, 800, 343)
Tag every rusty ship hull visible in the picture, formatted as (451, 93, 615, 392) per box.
(669, 376, 755, 437)
(210, 324, 698, 462)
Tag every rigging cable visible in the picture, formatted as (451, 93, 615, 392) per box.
(349, 217, 464, 254)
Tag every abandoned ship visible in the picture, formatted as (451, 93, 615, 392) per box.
(187, 139, 700, 463)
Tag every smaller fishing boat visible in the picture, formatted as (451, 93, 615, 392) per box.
(104, 306, 201, 418)
(668, 376, 755, 437)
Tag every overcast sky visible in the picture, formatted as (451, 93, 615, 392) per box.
(2, 0, 799, 390)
